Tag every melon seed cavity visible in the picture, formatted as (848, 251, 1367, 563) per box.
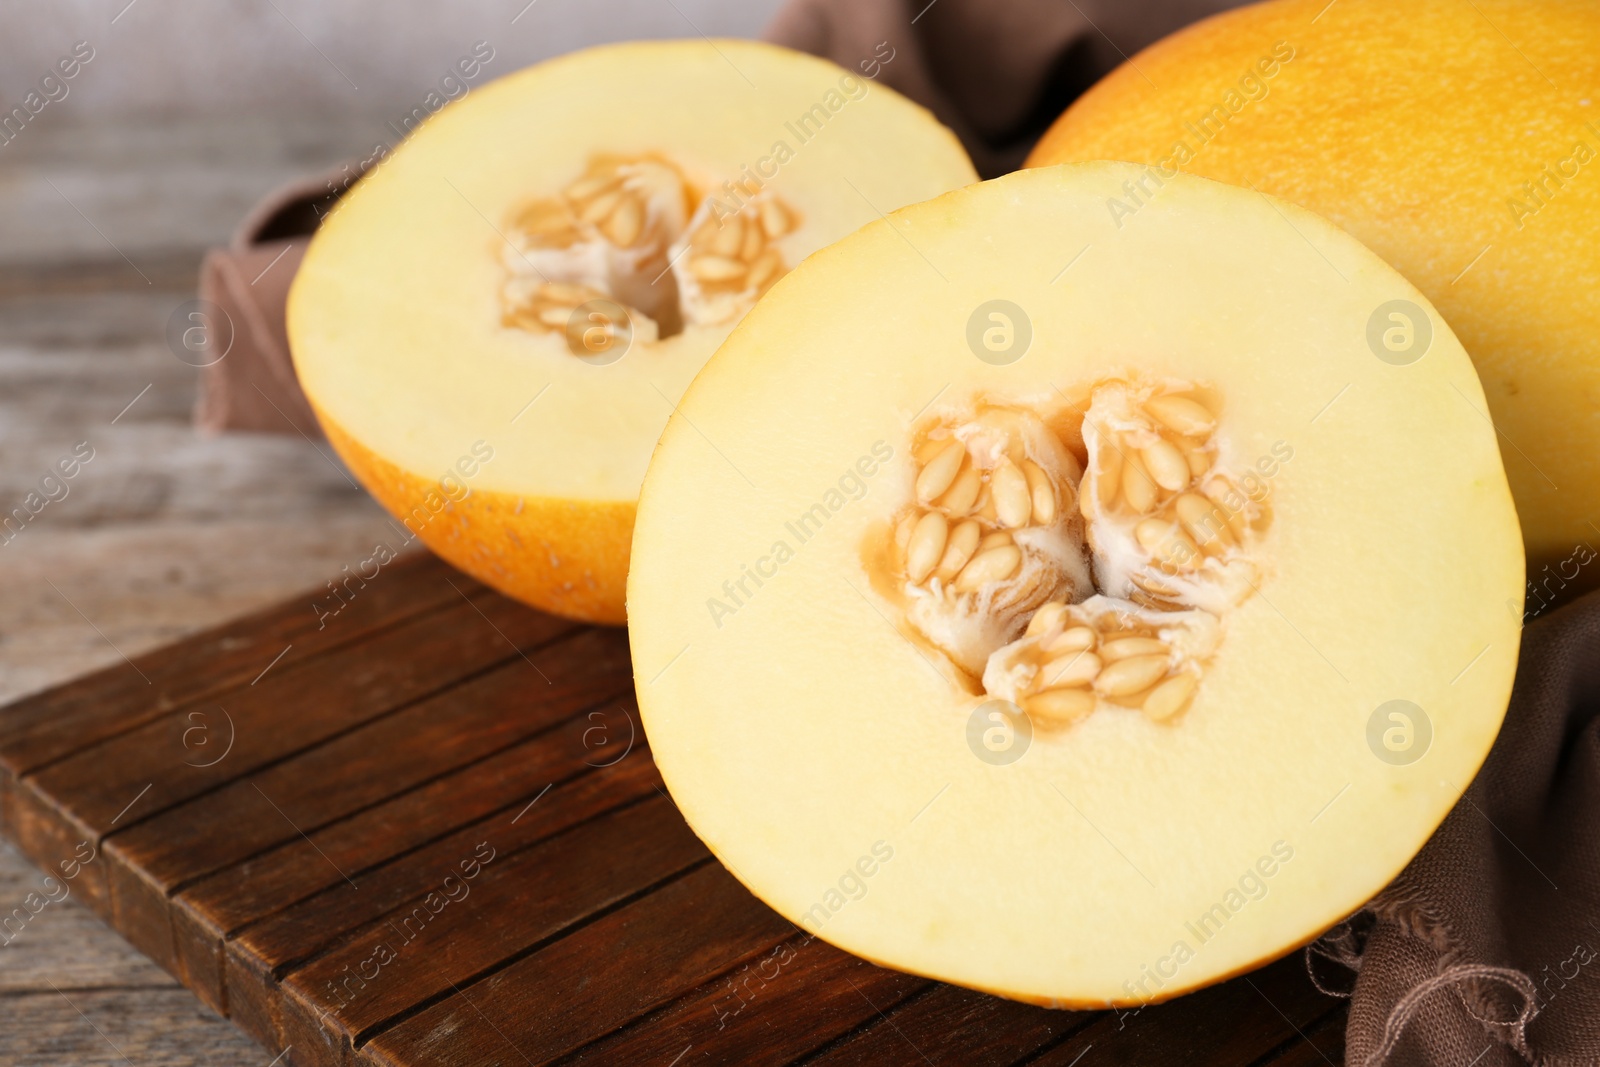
(870, 380, 1273, 728)
(499, 154, 800, 345)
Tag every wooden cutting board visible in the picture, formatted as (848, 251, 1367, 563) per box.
(0, 551, 1344, 1065)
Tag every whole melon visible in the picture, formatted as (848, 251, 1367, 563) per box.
(1029, 0, 1600, 598)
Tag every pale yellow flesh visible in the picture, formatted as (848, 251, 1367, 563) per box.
(289, 39, 976, 506)
(628, 164, 1523, 1006)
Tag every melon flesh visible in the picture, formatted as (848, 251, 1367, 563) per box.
(288, 40, 976, 623)
(1027, 0, 1600, 593)
(627, 163, 1523, 1006)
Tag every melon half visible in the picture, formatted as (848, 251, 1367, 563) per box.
(1027, 0, 1600, 594)
(627, 163, 1523, 1005)
(288, 40, 976, 622)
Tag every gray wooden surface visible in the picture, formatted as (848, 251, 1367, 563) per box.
(0, 113, 409, 1066)
(0, 3, 788, 1059)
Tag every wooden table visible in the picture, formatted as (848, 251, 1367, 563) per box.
(0, 115, 1348, 1064)
(0, 113, 401, 1066)
(2, 553, 1349, 1066)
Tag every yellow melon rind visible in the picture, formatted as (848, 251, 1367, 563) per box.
(314, 401, 632, 624)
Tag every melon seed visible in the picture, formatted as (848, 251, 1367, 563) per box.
(915, 436, 950, 464)
(1026, 601, 1069, 636)
(1121, 453, 1159, 513)
(905, 511, 948, 583)
(1142, 439, 1191, 492)
(598, 195, 645, 247)
(690, 254, 747, 283)
(1023, 460, 1056, 524)
(564, 171, 619, 202)
(955, 545, 1022, 591)
(1040, 651, 1102, 688)
(1146, 395, 1216, 436)
(579, 188, 624, 224)
(934, 519, 981, 582)
(917, 441, 966, 502)
(1024, 687, 1096, 723)
(1175, 492, 1235, 550)
(759, 198, 793, 239)
(936, 462, 983, 515)
(1099, 636, 1170, 662)
(1094, 654, 1170, 697)
(709, 214, 745, 257)
(1135, 518, 1201, 567)
(740, 219, 764, 262)
(1043, 626, 1098, 654)
(1142, 673, 1198, 721)
(978, 530, 1015, 552)
(992, 460, 1033, 528)
(1094, 443, 1122, 512)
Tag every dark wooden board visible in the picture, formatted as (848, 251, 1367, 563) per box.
(0, 550, 1344, 1065)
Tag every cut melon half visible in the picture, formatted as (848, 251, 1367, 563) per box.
(288, 40, 976, 623)
(627, 163, 1523, 1006)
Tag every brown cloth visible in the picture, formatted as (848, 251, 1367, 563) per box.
(765, 0, 1247, 176)
(193, 5, 1600, 1063)
(1309, 589, 1600, 1067)
(192, 162, 365, 436)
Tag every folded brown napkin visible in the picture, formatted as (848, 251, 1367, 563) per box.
(766, 0, 1247, 176)
(1318, 590, 1600, 1066)
(191, 4, 1600, 1063)
(193, 161, 360, 436)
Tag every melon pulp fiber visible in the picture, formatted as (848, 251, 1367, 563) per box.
(1027, 0, 1600, 592)
(288, 40, 976, 624)
(628, 163, 1523, 1006)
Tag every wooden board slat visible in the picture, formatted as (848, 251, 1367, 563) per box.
(1026, 955, 1340, 1067)
(560, 935, 931, 1066)
(186, 712, 659, 1014)
(0, 553, 1344, 1066)
(0, 551, 469, 835)
(6, 584, 574, 923)
(804, 982, 1082, 1065)
(0, 553, 467, 763)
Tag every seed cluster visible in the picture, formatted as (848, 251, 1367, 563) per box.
(899, 433, 1066, 592)
(881, 410, 1095, 680)
(1001, 600, 1207, 726)
(499, 154, 800, 344)
(502, 280, 612, 334)
(681, 198, 794, 304)
(882, 381, 1270, 731)
(517, 156, 689, 251)
(1085, 394, 1217, 517)
(1080, 385, 1265, 611)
